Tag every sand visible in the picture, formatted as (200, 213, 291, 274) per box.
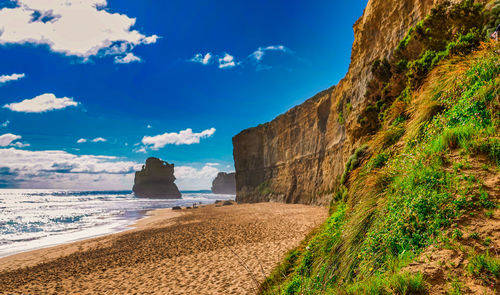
(0, 202, 327, 294)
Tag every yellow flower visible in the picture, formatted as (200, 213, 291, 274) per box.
(369, 267, 374, 272)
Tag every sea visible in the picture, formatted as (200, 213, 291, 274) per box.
(0, 189, 235, 258)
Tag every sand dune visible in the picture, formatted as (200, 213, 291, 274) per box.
(0, 203, 327, 294)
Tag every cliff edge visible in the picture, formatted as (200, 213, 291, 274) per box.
(233, 0, 463, 205)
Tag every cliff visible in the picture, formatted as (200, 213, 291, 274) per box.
(233, 0, 466, 205)
(211, 172, 236, 195)
(133, 157, 182, 199)
(257, 0, 499, 292)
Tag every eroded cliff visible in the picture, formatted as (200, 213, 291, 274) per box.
(211, 172, 236, 195)
(233, 0, 469, 205)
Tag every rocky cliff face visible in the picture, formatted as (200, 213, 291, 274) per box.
(233, 0, 467, 205)
(133, 157, 182, 199)
(211, 172, 236, 195)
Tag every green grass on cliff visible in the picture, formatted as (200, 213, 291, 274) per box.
(260, 4, 499, 294)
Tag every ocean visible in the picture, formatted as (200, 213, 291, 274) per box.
(0, 189, 235, 258)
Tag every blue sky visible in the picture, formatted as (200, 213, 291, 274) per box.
(0, 0, 367, 190)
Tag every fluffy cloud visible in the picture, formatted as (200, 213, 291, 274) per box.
(77, 138, 87, 143)
(189, 53, 212, 65)
(218, 53, 236, 69)
(0, 147, 221, 190)
(0, 133, 29, 148)
(0, 0, 158, 60)
(0, 133, 21, 146)
(114, 53, 142, 64)
(141, 128, 216, 150)
(174, 164, 220, 191)
(0, 148, 141, 189)
(3, 93, 79, 113)
(0, 73, 25, 84)
(1, 120, 10, 127)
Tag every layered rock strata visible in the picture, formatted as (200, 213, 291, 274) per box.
(233, 0, 472, 204)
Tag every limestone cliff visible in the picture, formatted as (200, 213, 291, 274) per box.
(211, 172, 236, 195)
(233, 0, 472, 205)
(133, 157, 182, 199)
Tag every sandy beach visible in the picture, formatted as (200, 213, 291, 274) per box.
(0, 202, 327, 294)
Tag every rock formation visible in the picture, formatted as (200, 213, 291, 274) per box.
(133, 157, 182, 199)
(233, 0, 483, 205)
(211, 172, 236, 195)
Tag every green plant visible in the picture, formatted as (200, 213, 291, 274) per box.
(340, 145, 368, 184)
(467, 251, 500, 281)
(452, 229, 463, 240)
(448, 276, 463, 295)
(257, 180, 272, 196)
(485, 210, 494, 218)
(370, 152, 390, 170)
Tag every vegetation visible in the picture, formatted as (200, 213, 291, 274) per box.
(261, 1, 499, 293)
(466, 251, 500, 282)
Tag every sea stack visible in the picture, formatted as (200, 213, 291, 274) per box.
(211, 172, 236, 195)
(133, 157, 182, 199)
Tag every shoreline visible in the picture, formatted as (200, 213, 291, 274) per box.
(0, 205, 185, 269)
(0, 202, 327, 294)
(0, 205, 182, 260)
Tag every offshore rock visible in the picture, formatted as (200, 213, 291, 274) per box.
(211, 172, 236, 195)
(133, 157, 182, 199)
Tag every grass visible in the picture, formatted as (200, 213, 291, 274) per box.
(260, 1, 499, 294)
(340, 145, 368, 184)
(344, 272, 427, 295)
(467, 251, 500, 281)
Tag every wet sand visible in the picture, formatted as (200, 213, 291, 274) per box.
(0, 202, 327, 294)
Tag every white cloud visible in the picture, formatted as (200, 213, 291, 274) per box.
(174, 164, 220, 190)
(206, 163, 220, 166)
(0, 73, 25, 84)
(3, 93, 79, 113)
(189, 45, 290, 70)
(134, 147, 147, 153)
(218, 53, 236, 69)
(250, 45, 288, 61)
(10, 141, 30, 148)
(147, 124, 152, 129)
(141, 128, 216, 150)
(189, 53, 212, 65)
(0, 0, 158, 60)
(114, 52, 142, 64)
(76, 138, 87, 143)
(0, 147, 141, 189)
(1, 120, 10, 127)
(0, 133, 21, 146)
(91, 137, 107, 143)
(0, 147, 221, 190)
